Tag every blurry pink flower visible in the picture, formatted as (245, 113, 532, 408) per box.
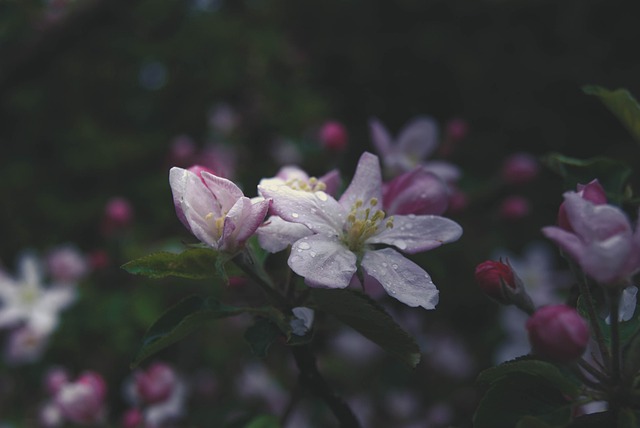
(55, 371, 108, 425)
(445, 117, 469, 142)
(134, 362, 178, 405)
(102, 197, 134, 235)
(168, 135, 197, 167)
(526, 305, 589, 362)
(447, 186, 468, 213)
(0, 253, 77, 335)
(499, 195, 530, 220)
(543, 191, 640, 285)
(369, 116, 461, 181)
(170, 167, 270, 252)
(88, 249, 110, 270)
(197, 144, 237, 179)
(382, 166, 449, 215)
(501, 153, 539, 185)
(208, 103, 239, 135)
(259, 152, 462, 309)
(46, 245, 89, 284)
(39, 402, 64, 428)
(557, 180, 607, 231)
(319, 120, 348, 152)
(45, 367, 70, 395)
(122, 408, 144, 428)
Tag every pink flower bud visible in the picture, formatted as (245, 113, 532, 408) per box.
(557, 180, 607, 231)
(134, 362, 177, 405)
(474, 260, 517, 304)
(501, 153, 539, 185)
(526, 305, 589, 362)
(88, 249, 110, 270)
(319, 120, 348, 152)
(56, 371, 107, 424)
(102, 197, 133, 235)
(168, 135, 197, 167)
(382, 167, 449, 215)
(445, 118, 469, 142)
(499, 195, 530, 220)
(187, 164, 217, 182)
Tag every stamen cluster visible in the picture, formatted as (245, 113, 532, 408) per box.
(344, 198, 394, 251)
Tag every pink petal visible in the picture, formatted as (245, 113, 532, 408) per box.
(541, 226, 587, 265)
(288, 236, 357, 289)
(257, 216, 313, 253)
(200, 171, 244, 211)
(362, 248, 439, 309)
(369, 117, 393, 157)
(319, 169, 341, 196)
(383, 167, 449, 215)
(368, 215, 462, 254)
(563, 193, 632, 242)
(224, 197, 270, 249)
(395, 116, 439, 161)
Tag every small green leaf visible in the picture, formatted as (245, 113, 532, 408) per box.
(244, 317, 281, 358)
(310, 288, 421, 367)
(122, 248, 221, 279)
(474, 373, 573, 428)
(244, 415, 282, 428)
(542, 153, 631, 204)
(583, 85, 640, 143)
(477, 357, 581, 398)
(132, 295, 245, 367)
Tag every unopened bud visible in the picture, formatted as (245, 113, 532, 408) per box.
(526, 305, 589, 362)
(319, 120, 348, 152)
(557, 180, 607, 231)
(474, 259, 534, 313)
(501, 153, 539, 185)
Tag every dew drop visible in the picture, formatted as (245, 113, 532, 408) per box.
(394, 240, 407, 250)
(292, 213, 299, 218)
(298, 241, 311, 250)
(392, 264, 399, 270)
(316, 191, 328, 201)
(310, 251, 317, 258)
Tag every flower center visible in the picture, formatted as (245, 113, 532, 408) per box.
(284, 177, 326, 193)
(343, 198, 393, 252)
(205, 212, 226, 238)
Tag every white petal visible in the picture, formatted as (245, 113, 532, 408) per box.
(339, 152, 383, 209)
(395, 116, 439, 161)
(257, 216, 313, 253)
(368, 215, 462, 254)
(362, 248, 439, 309)
(288, 236, 356, 289)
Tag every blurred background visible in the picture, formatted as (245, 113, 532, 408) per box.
(1, 0, 639, 426)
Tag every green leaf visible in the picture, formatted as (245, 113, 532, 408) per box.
(474, 373, 573, 428)
(310, 288, 421, 367)
(542, 153, 631, 204)
(131, 295, 245, 367)
(583, 85, 640, 143)
(244, 317, 281, 358)
(122, 248, 222, 279)
(477, 357, 581, 398)
(243, 415, 282, 428)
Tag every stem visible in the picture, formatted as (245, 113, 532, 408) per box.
(577, 358, 609, 386)
(608, 288, 622, 383)
(291, 345, 361, 428)
(578, 272, 611, 370)
(232, 250, 289, 309)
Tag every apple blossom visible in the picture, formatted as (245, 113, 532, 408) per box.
(0, 253, 77, 335)
(256, 166, 340, 253)
(259, 152, 462, 310)
(55, 371, 108, 425)
(369, 116, 461, 182)
(319, 120, 348, 152)
(557, 179, 607, 231)
(169, 167, 270, 252)
(542, 191, 640, 286)
(134, 362, 178, 405)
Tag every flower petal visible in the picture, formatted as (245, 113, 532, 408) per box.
(339, 152, 383, 209)
(319, 169, 341, 196)
(369, 117, 393, 157)
(563, 193, 632, 242)
(257, 216, 313, 253)
(288, 235, 357, 289)
(200, 171, 244, 211)
(383, 167, 449, 215)
(169, 167, 193, 231)
(362, 248, 439, 309)
(422, 160, 462, 183)
(258, 184, 345, 236)
(541, 226, 587, 266)
(395, 116, 439, 161)
(224, 197, 270, 249)
(368, 215, 462, 254)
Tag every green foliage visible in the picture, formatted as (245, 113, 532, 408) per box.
(474, 372, 573, 428)
(121, 247, 224, 280)
(131, 295, 245, 367)
(576, 294, 640, 348)
(542, 153, 632, 204)
(310, 288, 421, 368)
(244, 317, 282, 358)
(583, 86, 640, 143)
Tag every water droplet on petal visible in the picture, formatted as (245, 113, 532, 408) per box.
(298, 242, 311, 250)
(394, 240, 407, 250)
(292, 213, 299, 218)
(310, 251, 317, 257)
(392, 264, 399, 270)
(316, 191, 328, 201)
